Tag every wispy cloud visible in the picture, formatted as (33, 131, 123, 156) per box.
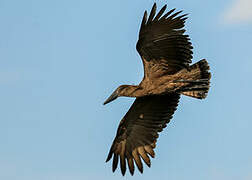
(223, 0, 252, 24)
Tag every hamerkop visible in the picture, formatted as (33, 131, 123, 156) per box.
(104, 3, 211, 175)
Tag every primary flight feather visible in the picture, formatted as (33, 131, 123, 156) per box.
(104, 3, 211, 176)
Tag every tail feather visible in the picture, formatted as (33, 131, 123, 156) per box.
(180, 59, 211, 99)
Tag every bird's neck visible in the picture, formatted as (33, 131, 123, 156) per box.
(120, 85, 144, 97)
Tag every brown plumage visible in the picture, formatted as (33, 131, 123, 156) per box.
(104, 3, 211, 176)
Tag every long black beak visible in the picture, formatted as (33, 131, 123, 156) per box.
(103, 91, 119, 105)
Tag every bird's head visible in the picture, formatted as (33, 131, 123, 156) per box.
(103, 85, 130, 105)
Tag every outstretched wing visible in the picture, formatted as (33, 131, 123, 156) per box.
(106, 93, 180, 175)
(136, 3, 193, 79)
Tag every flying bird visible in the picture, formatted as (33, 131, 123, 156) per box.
(104, 3, 211, 176)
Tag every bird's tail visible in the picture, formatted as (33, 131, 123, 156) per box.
(175, 59, 211, 99)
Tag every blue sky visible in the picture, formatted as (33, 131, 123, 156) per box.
(0, 0, 252, 179)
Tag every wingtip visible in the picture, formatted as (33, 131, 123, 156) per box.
(153, 2, 157, 8)
(153, 4, 167, 21)
(147, 2, 157, 24)
(140, 10, 148, 29)
(143, 10, 147, 21)
(112, 164, 117, 173)
(106, 150, 113, 162)
(112, 154, 119, 172)
(127, 157, 135, 176)
(161, 8, 176, 20)
(129, 169, 134, 176)
(121, 169, 126, 176)
(162, 4, 167, 11)
(139, 168, 143, 174)
(144, 10, 147, 17)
